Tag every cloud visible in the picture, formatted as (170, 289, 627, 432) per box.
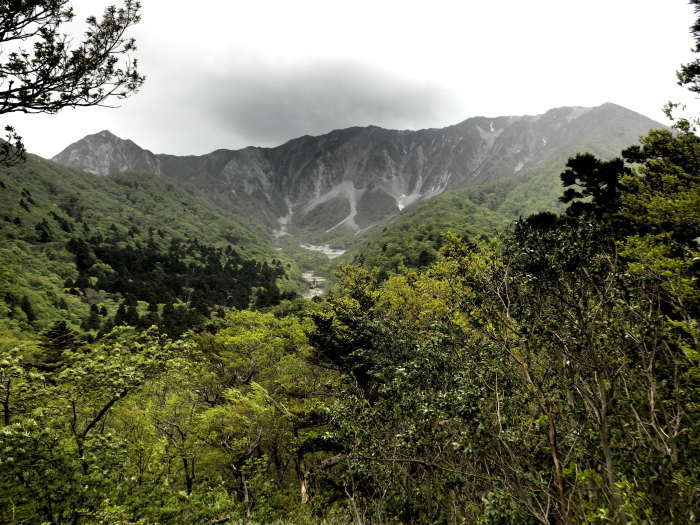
(195, 60, 461, 147)
(13, 0, 694, 157)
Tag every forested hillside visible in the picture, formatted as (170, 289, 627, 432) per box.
(0, 154, 297, 340)
(1, 125, 697, 524)
(343, 137, 653, 275)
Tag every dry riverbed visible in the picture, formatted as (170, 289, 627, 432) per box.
(299, 243, 346, 298)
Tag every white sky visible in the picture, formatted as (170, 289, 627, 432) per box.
(7, 0, 699, 158)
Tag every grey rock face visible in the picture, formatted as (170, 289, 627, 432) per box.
(52, 103, 662, 238)
(53, 130, 162, 176)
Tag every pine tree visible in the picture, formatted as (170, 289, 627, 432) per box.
(81, 304, 102, 331)
(39, 320, 81, 367)
(20, 295, 35, 323)
(559, 153, 628, 217)
(113, 303, 128, 326)
(34, 219, 53, 242)
(0, 0, 144, 166)
(124, 304, 140, 326)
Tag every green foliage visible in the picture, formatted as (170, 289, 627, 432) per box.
(344, 145, 635, 277)
(0, 327, 185, 523)
(0, 126, 698, 523)
(343, 188, 508, 277)
(0, 153, 295, 337)
(298, 125, 699, 524)
(0, 10, 698, 520)
(677, 0, 700, 94)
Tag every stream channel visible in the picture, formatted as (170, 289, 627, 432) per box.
(299, 243, 346, 299)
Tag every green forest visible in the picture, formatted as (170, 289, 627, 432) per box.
(1, 126, 697, 524)
(1, 1, 699, 524)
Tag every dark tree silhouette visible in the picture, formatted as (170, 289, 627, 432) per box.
(559, 153, 627, 217)
(39, 320, 81, 367)
(81, 304, 101, 331)
(678, 0, 700, 93)
(0, 0, 144, 165)
(20, 295, 35, 323)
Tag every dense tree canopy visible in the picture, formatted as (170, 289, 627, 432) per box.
(2, 126, 696, 523)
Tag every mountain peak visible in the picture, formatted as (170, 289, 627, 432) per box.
(95, 129, 120, 140)
(51, 103, 663, 238)
(53, 130, 161, 176)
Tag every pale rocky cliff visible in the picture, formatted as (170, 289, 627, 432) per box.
(53, 103, 662, 239)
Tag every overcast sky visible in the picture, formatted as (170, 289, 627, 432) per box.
(7, 0, 699, 158)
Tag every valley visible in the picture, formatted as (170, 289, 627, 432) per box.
(50, 103, 663, 289)
(1, 1, 697, 522)
(1, 107, 696, 525)
(0, 102, 666, 331)
(297, 243, 345, 297)
(2, 1, 699, 523)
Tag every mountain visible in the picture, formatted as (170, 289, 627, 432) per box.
(53, 103, 664, 245)
(53, 130, 163, 176)
(339, 144, 652, 276)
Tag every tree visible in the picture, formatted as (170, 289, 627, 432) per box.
(0, 0, 144, 165)
(34, 218, 53, 242)
(559, 153, 628, 217)
(82, 303, 102, 331)
(19, 294, 36, 323)
(677, 0, 700, 93)
(0, 350, 45, 426)
(40, 320, 80, 366)
(0, 327, 180, 523)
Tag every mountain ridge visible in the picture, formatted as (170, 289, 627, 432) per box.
(52, 103, 664, 243)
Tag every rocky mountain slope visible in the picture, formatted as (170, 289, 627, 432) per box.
(53, 130, 163, 176)
(53, 103, 663, 243)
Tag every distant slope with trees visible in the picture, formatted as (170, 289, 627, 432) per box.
(0, 153, 298, 339)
